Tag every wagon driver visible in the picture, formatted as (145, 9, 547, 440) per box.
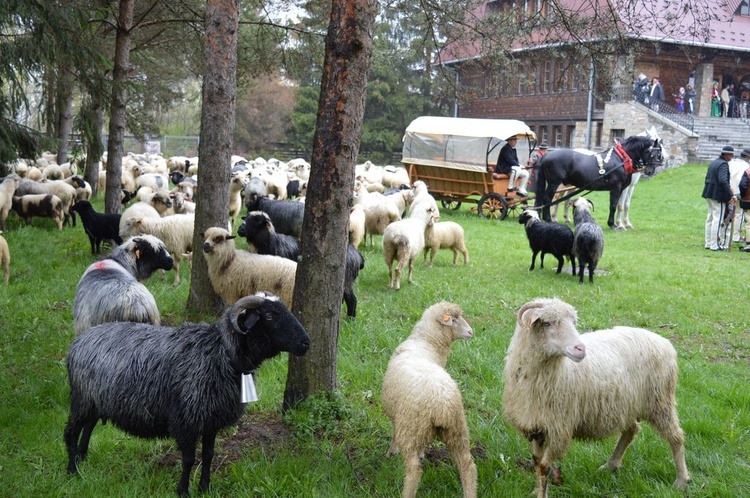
(494, 135, 529, 197)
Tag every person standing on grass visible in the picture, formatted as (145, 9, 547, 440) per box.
(703, 145, 736, 251)
(728, 148, 749, 244)
(737, 148, 750, 252)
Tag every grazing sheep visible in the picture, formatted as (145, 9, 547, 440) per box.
(119, 201, 161, 234)
(517, 209, 575, 275)
(503, 298, 691, 498)
(364, 201, 401, 246)
(71, 201, 123, 254)
(0, 232, 9, 284)
(11, 194, 65, 230)
(202, 227, 297, 308)
(237, 212, 365, 318)
(119, 213, 194, 285)
(0, 174, 21, 231)
(244, 193, 304, 239)
(15, 178, 77, 227)
(242, 176, 267, 201)
(348, 204, 366, 248)
(65, 293, 310, 497)
(64, 176, 92, 203)
(135, 172, 170, 192)
(571, 197, 604, 283)
(72, 234, 174, 334)
(423, 217, 469, 267)
(381, 301, 477, 498)
(382, 204, 438, 290)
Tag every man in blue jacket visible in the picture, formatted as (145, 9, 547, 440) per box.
(702, 145, 736, 251)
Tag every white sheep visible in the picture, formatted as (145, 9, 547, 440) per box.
(119, 213, 194, 285)
(408, 180, 439, 218)
(170, 192, 196, 214)
(201, 227, 297, 308)
(364, 201, 401, 247)
(382, 204, 438, 290)
(503, 298, 691, 498)
(228, 172, 248, 232)
(381, 301, 477, 498)
(0, 174, 21, 231)
(348, 204, 366, 248)
(0, 232, 9, 284)
(119, 201, 161, 234)
(423, 218, 469, 267)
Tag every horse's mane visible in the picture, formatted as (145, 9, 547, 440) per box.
(620, 135, 652, 149)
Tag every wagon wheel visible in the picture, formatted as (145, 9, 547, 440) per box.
(477, 193, 509, 220)
(507, 194, 533, 217)
(441, 199, 462, 210)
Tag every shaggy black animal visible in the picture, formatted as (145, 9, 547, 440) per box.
(65, 293, 310, 497)
(237, 211, 366, 318)
(71, 200, 123, 254)
(571, 198, 604, 283)
(244, 192, 304, 238)
(518, 209, 576, 276)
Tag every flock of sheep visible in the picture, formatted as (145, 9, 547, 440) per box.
(0, 151, 690, 497)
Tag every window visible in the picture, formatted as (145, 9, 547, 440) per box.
(542, 60, 552, 93)
(566, 125, 575, 147)
(539, 126, 549, 145)
(553, 126, 562, 147)
(611, 129, 625, 145)
(738, 0, 749, 16)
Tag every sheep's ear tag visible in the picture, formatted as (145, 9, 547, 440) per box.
(241, 373, 258, 403)
(237, 309, 259, 333)
(440, 314, 453, 326)
(135, 249, 141, 260)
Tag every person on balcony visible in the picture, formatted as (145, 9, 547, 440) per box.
(675, 87, 685, 112)
(649, 77, 663, 111)
(686, 84, 696, 114)
(494, 135, 529, 197)
(711, 82, 722, 117)
(721, 83, 734, 118)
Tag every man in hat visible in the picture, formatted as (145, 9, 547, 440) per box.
(494, 135, 529, 197)
(702, 145, 736, 250)
(527, 142, 549, 194)
(728, 147, 750, 245)
(736, 148, 750, 251)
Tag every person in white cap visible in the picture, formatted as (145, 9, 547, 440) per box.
(702, 145, 736, 251)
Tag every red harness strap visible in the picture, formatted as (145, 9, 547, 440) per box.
(614, 142, 634, 174)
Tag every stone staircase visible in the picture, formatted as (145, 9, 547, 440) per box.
(692, 116, 750, 161)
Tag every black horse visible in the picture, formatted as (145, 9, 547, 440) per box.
(534, 135, 662, 228)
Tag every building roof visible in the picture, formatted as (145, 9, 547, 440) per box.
(440, 0, 750, 65)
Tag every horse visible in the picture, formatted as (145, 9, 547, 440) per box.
(534, 134, 663, 229)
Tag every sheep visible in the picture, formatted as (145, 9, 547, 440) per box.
(571, 197, 604, 283)
(228, 172, 248, 232)
(202, 227, 297, 308)
(71, 201, 123, 254)
(65, 292, 310, 497)
(64, 176, 91, 203)
(237, 212, 365, 318)
(381, 301, 477, 498)
(71, 234, 174, 334)
(11, 194, 65, 230)
(244, 192, 304, 239)
(517, 209, 575, 275)
(502, 298, 691, 498)
(242, 176, 267, 201)
(364, 201, 401, 246)
(0, 173, 21, 231)
(173, 180, 196, 201)
(381, 165, 411, 189)
(135, 172, 170, 192)
(170, 191, 196, 214)
(423, 217, 469, 267)
(15, 178, 77, 227)
(120, 213, 194, 285)
(0, 232, 9, 284)
(382, 204, 438, 290)
(408, 180, 440, 219)
(119, 201, 161, 234)
(348, 204, 366, 248)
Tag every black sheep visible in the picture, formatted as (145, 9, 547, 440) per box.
(237, 211, 366, 318)
(71, 200, 123, 254)
(244, 192, 304, 238)
(64, 293, 310, 497)
(518, 209, 576, 275)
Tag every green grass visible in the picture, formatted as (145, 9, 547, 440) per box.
(1, 163, 749, 497)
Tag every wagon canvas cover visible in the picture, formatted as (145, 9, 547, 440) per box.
(402, 116, 536, 172)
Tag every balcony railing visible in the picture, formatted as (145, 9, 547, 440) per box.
(610, 85, 695, 132)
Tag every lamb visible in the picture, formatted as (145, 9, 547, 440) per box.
(502, 298, 691, 498)
(0, 232, 9, 284)
(517, 209, 575, 275)
(11, 194, 65, 230)
(65, 293, 310, 497)
(237, 212, 365, 318)
(423, 217, 469, 267)
(202, 227, 297, 308)
(71, 201, 123, 254)
(244, 192, 305, 239)
(15, 178, 77, 227)
(0, 174, 21, 231)
(71, 234, 174, 334)
(571, 197, 604, 283)
(381, 301, 477, 498)
(348, 204, 366, 248)
(119, 213, 194, 285)
(382, 204, 438, 290)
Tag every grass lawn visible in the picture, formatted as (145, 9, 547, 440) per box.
(0, 163, 748, 497)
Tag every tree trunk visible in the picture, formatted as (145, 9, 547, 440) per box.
(186, 0, 239, 315)
(104, 0, 134, 215)
(56, 61, 75, 165)
(283, 0, 377, 410)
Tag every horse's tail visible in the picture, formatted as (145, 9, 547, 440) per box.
(534, 154, 548, 209)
